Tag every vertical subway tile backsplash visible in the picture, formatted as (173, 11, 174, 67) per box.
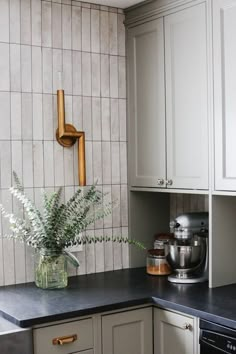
(169, 194, 209, 221)
(32, 47, 43, 93)
(11, 92, 22, 140)
(72, 5, 82, 50)
(31, 0, 42, 46)
(42, 1, 52, 48)
(0, 43, 10, 91)
(91, 8, 100, 53)
(20, 0, 31, 45)
(21, 45, 32, 92)
(10, 44, 21, 92)
(62, 4, 72, 50)
(10, 0, 21, 44)
(0, 1, 127, 286)
(0, 92, 11, 140)
(82, 7, 91, 51)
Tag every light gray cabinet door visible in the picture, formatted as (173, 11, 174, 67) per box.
(127, 19, 166, 188)
(102, 307, 153, 354)
(165, 3, 209, 190)
(214, 0, 236, 191)
(154, 308, 196, 354)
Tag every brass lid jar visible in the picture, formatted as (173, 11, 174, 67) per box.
(146, 249, 172, 276)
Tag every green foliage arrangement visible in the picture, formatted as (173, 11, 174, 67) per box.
(0, 173, 146, 256)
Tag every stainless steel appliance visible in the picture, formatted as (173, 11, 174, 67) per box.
(167, 212, 208, 284)
(200, 319, 236, 353)
(0, 316, 33, 354)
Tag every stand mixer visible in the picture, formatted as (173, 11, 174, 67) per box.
(167, 212, 209, 284)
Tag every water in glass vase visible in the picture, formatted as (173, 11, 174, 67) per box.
(35, 250, 68, 289)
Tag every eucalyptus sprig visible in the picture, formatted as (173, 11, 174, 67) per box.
(0, 173, 146, 255)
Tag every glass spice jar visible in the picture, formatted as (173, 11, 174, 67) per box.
(146, 248, 172, 276)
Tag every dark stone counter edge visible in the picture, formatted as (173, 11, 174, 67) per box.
(2, 296, 236, 330)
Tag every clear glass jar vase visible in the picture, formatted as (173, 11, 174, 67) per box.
(34, 249, 68, 289)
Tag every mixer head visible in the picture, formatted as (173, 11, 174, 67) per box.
(170, 212, 209, 240)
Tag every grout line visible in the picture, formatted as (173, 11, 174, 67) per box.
(0, 88, 127, 100)
(20, 0, 27, 285)
(0, 183, 128, 192)
(0, 40, 126, 58)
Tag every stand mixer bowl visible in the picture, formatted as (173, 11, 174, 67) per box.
(167, 238, 206, 273)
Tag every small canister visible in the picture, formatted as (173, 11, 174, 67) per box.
(146, 249, 172, 276)
(154, 233, 174, 255)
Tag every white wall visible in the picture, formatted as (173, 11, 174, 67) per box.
(0, 0, 128, 285)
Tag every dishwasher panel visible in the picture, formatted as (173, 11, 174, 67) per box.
(200, 319, 236, 354)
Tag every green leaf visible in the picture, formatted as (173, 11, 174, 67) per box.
(0, 173, 146, 255)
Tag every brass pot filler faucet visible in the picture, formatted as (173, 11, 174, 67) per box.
(56, 87, 86, 186)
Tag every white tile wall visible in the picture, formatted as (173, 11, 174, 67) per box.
(170, 194, 209, 221)
(0, 0, 128, 285)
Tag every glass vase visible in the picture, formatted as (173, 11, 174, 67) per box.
(34, 249, 68, 289)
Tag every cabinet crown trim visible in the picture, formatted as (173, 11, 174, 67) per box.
(125, 0, 204, 26)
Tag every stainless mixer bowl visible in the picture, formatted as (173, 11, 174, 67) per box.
(167, 239, 206, 273)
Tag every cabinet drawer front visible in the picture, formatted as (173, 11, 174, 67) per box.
(33, 318, 93, 354)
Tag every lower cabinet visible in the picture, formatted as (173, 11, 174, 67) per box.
(102, 307, 153, 354)
(154, 308, 199, 354)
(33, 306, 199, 354)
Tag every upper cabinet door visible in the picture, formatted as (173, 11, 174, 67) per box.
(165, 3, 209, 190)
(127, 19, 166, 188)
(214, 0, 236, 191)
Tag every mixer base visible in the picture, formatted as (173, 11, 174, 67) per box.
(168, 273, 208, 284)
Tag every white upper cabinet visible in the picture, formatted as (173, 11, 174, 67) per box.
(214, 0, 236, 191)
(127, 2, 209, 190)
(127, 19, 166, 188)
(165, 3, 209, 190)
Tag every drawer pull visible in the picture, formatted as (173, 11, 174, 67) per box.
(52, 334, 77, 345)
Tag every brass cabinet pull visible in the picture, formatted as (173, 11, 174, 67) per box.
(52, 334, 77, 345)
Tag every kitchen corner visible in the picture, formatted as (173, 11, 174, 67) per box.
(1, 0, 236, 353)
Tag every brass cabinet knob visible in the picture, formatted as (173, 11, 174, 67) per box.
(157, 179, 165, 186)
(166, 179, 173, 186)
(52, 334, 77, 345)
(182, 323, 192, 331)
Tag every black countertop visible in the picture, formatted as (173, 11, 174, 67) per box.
(0, 268, 235, 329)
